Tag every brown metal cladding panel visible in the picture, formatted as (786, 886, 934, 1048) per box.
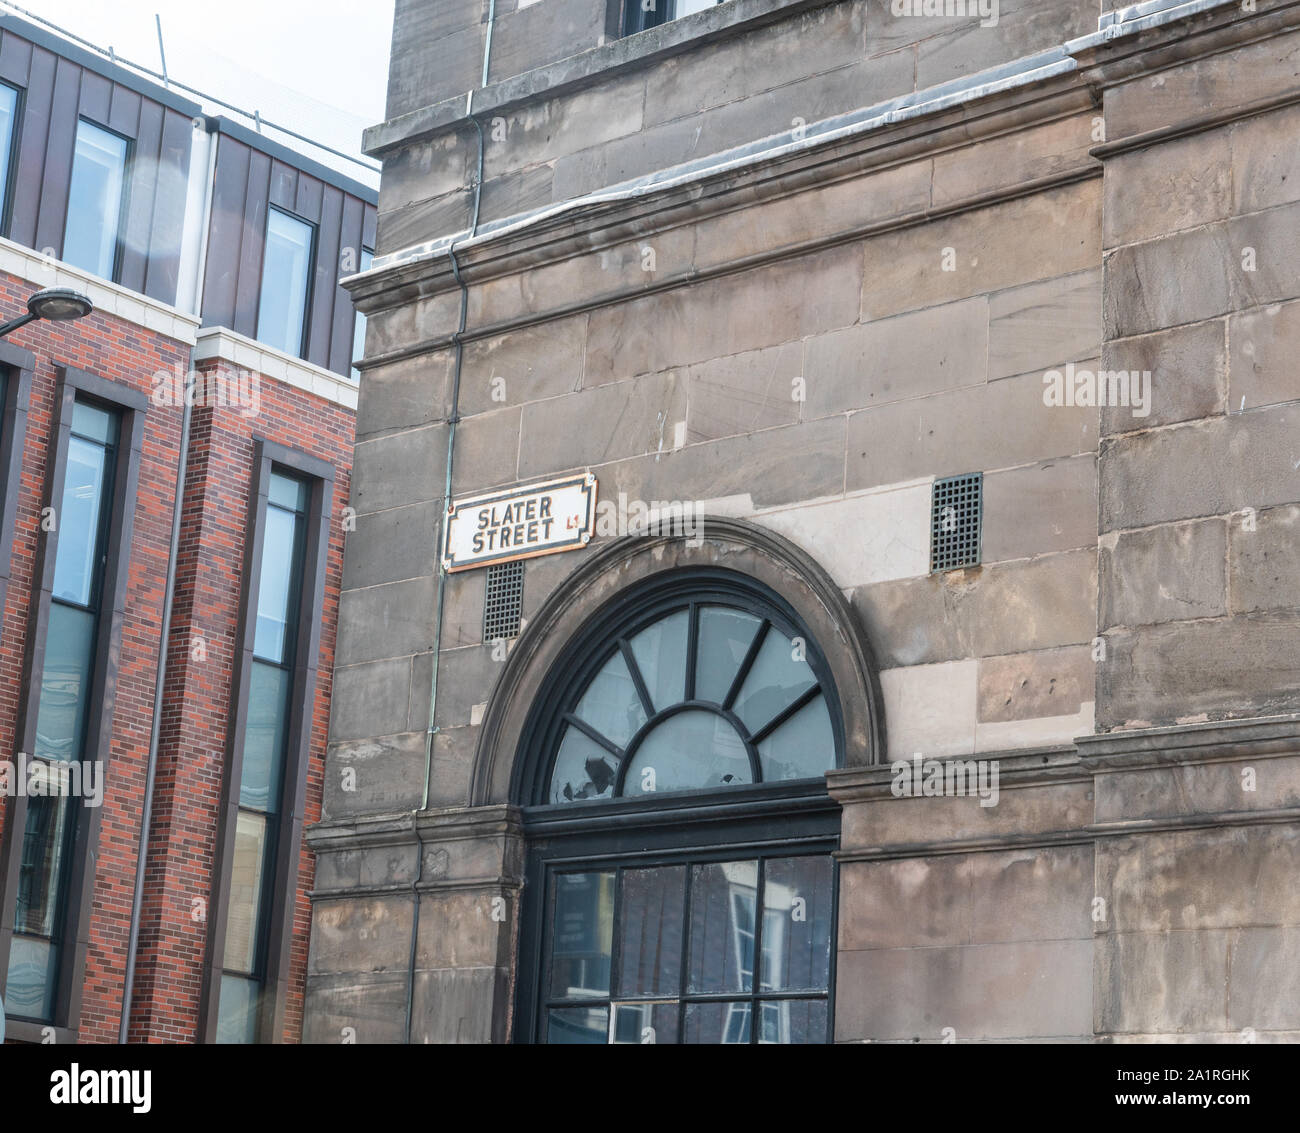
(307, 181, 342, 365)
(34, 55, 80, 258)
(294, 170, 322, 223)
(107, 82, 140, 138)
(0, 31, 32, 86)
(120, 96, 159, 295)
(327, 192, 365, 374)
(200, 133, 251, 329)
(77, 67, 111, 123)
(7, 41, 53, 247)
(269, 157, 297, 212)
(234, 146, 272, 338)
(143, 108, 194, 304)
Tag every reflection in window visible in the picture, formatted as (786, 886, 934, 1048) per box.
(0, 84, 18, 230)
(6, 398, 118, 1022)
(547, 602, 837, 804)
(623, 0, 723, 36)
(216, 468, 310, 1043)
(543, 855, 832, 1044)
(63, 121, 128, 280)
(256, 208, 314, 357)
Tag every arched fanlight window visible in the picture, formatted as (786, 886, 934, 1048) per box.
(534, 576, 842, 806)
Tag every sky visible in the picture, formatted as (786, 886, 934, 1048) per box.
(8, 0, 393, 186)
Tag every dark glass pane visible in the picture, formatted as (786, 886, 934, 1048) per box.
(222, 811, 270, 974)
(52, 434, 110, 607)
(268, 469, 309, 512)
(761, 856, 833, 992)
(757, 998, 827, 1044)
(33, 603, 96, 761)
(0, 84, 16, 221)
(549, 725, 617, 804)
(63, 121, 127, 279)
(573, 649, 645, 747)
(216, 973, 261, 1044)
(547, 1005, 608, 1044)
(257, 208, 313, 355)
(549, 871, 613, 999)
(623, 710, 751, 796)
(240, 660, 291, 812)
(253, 504, 300, 663)
(616, 866, 684, 998)
(628, 609, 688, 712)
(13, 792, 75, 936)
(757, 693, 836, 782)
(351, 248, 374, 382)
(688, 860, 757, 994)
(4, 936, 59, 1023)
(694, 606, 760, 704)
(683, 1001, 751, 1044)
(610, 1002, 679, 1045)
(732, 625, 816, 733)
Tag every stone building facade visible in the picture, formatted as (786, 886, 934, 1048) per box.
(312, 0, 1300, 1043)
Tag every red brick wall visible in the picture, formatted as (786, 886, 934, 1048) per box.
(0, 268, 353, 1044)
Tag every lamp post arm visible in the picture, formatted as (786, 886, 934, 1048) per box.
(0, 311, 37, 339)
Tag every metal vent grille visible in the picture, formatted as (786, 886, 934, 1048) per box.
(931, 473, 983, 572)
(483, 560, 525, 640)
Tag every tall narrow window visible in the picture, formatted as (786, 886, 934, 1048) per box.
(350, 247, 373, 382)
(0, 83, 20, 233)
(216, 468, 310, 1043)
(5, 399, 117, 1024)
(257, 208, 314, 357)
(63, 121, 129, 281)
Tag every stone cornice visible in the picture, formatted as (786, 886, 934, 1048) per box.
(1076, 714, 1300, 770)
(305, 803, 524, 853)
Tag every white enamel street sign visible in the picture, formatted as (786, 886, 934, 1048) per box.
(442, 473, 598, 572)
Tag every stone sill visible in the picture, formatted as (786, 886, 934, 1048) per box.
(363, 0, 833, 156)
(0, 236, 202, 345)
(193, 326, 359, 411)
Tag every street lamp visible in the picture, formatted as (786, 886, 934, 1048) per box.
(0, 287, 94, 339)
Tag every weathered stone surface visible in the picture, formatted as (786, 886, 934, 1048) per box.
(363, 292, 462, 357)
(1232, 101, 1300, 215)
(685, 341, 802, 442)
(478, 163, 556, 225)
(309, 895, 413, 975)
(303, 973, 408, 1044)
(356, 350, 454, 441)
(851, 549, 1097, 666)
(1099, 407, 1300, 530)
(586, 244, 862, 383)
(879, 659, 978, 758)
(987, 269, 1101, 382)
(342, 500, 440, 591)
(1228, 299, 1300, 411)
(451, 404, 521, 491)
(835, 938, 1092, 1042)
(1096, 928, 1230, 1036)
(1102, 127, 1232, 249)
(376, 189, 470, 256)
(846, 369, 1096, 492)
(322, 732, 428, 818)
(1229, 199, 1300, 307)
(485, 0, 605, 87)
(411, 967, 511, 1043)
(427, 725, 479, 808)
(804, 296, 989, 419)
(518, 370, 687, 479)
(1099, 519, 1227, 630)
(982, 455, 1097, 563)
(336, 576, 437, 667)
(977, 645, 1093, 724)
(1230, 503, 1300, 614)
(329, 656, 413, 744)
(416, 889, 513, 969)
(1100, 318, 1226, 434)
(459, 316, 586, 416)
(351, 423, 449, 515)
(1097, 611, 1300, 729)
(860, 182, 1101, 322)
(1093, 753, 1300, 825)
(379, 131, 472, 214)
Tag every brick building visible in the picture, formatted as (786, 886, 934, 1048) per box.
(0, 11, 374, 1043)
(312, 0, 1300, 1043)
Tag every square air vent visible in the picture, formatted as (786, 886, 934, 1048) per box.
(483, 560, 525, 641)
(930, 473, 983, 573)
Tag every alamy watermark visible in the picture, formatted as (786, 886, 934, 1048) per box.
(151, 363, 261, 418)
(593, 492, 705, 547)
(1043, 361, 1152, 418)
(0, 754, 104, 807)
(891, 0, 999, 28)
(891, 753, 1000, 807)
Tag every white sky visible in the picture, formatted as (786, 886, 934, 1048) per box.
(8, 0, 393, 187)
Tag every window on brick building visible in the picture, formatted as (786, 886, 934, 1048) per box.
(350, 247, 373, 382)
(622, 0, 724, 36)
(256, 207, 315, 358)
(0, 83, 20, 234)
(63, 120, 130, 281)
(5, 396, 120, 1025)
(515, 573, 841, 1044)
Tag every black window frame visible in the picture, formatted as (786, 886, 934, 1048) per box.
(0, 79, 26, 240)
(199, 438, 334, 1044)
(61, 116, 134, 285)
(513, 568, 844, 1044)
(0, 365, 147, 1043)
(256, 204, 318, 360)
